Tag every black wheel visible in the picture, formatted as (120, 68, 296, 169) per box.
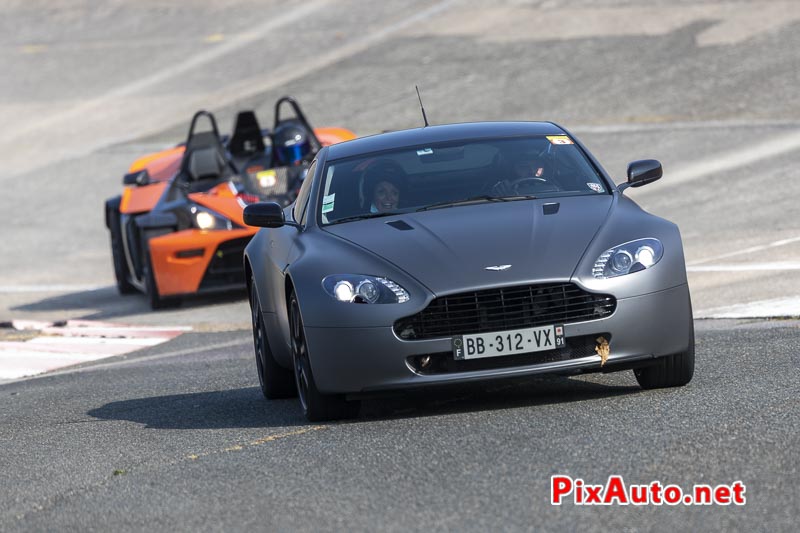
(108, 210, 136, 295)
(635, 321, 695, 389)
(143, 244, 180, 310)
(289, 291, 359, 421)
(250, 279, 296, 399)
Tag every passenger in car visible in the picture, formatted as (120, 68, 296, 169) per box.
(371, 179, 401, 213)
(363, 160, 406, 213)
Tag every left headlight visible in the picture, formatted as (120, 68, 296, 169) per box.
(322, 274, 410, 304)
(191, 206, 232, 231)
(592, 238, 663, 279)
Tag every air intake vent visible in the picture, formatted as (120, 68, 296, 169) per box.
(394, 283, 615, 340)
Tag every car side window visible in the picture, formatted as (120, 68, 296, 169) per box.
(293, 160, 316, 224)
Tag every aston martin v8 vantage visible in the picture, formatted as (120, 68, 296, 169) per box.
(244, 122, 694, 421)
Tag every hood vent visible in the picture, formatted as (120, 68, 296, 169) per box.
(543, 203, 560, 215)
(386, 220, 414, 231)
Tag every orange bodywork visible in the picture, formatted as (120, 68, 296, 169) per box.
(116, 124, 356, 297)
(315, 127, 357, 146)
(150, 183, 258, 296)
(149, 228, 256, 296)
(129, 146, 184, 180)
(120, 182, 168, 214)
(120, 148, 181, 214)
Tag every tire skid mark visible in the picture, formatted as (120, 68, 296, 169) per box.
(11, 425, 327, 524)
(186, 425, 327, 461)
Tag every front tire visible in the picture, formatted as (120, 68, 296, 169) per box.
(108, 209, 136, 295)
(635, 322, 695, 389)
(289, 291, 359, 421)
(250, 278, 296, 399)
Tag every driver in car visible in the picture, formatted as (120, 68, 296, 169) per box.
(492, 152, 552, 195)
(513, 156, 549, 180)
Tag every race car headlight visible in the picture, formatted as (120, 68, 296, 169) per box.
(190, 206, 232, 231)
(592, 238, 663, 279)
(322, 275, 410, 304)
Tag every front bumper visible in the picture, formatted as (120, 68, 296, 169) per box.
(149, 229, 256, 296)
(302, 283, 692, 394)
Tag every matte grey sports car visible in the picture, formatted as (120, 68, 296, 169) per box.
(243, 122, 694, 421)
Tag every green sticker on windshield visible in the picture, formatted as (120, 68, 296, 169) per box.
(322, 193, 335, 214)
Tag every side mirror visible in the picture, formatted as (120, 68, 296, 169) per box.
(244, 202, 296, 228)
(123, 169, 150, 186)
(623, 159, 662, 190)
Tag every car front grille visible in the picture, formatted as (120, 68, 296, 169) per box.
(199, 237, 251, 290)
(394, 283, 615, 340)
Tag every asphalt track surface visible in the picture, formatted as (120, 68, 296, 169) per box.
(1, 1, 799, 531)
(1, 319, 798, 531)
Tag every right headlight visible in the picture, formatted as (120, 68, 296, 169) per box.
(322, 274, 410, 304)
(592, 238, 663, 279)
(190, 205, 232, 231)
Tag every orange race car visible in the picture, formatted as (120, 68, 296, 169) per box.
(104, 97, 356, 309)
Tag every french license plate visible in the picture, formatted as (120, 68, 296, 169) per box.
(452, 325, 565, 360)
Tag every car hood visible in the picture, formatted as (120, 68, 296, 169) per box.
(322, 196, 613, 295)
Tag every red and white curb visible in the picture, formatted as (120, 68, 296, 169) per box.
(0, 320, 190, 380)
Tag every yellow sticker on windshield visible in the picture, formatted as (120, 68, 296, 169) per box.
(546, 135, 574, 145)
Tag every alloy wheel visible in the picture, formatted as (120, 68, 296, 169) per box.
(251, 285, 266, 390)
(290, 298, 310, 412)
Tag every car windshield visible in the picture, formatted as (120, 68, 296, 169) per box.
(318, 135, 607, 225)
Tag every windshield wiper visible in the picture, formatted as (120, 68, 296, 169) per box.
(416, 194, 537, 212)
(328, 211, 404, 225)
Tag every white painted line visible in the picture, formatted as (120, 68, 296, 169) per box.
(37, 339, 250, 379)
(27, 336, 166, 347)
(0, 349, 115, 363)
(39, 326, 190, 339)
(650, 128, 800, 188)
(61, 322, 192, 332)
(3, 0, 458, 148)
(63, 319, 190, 330)
(7, 320, 57, 330)
(688, 262, 800, 272)
(688, 236, 800, 265)
(0, 0, 332, 144)
(0, 349, 117, 379)
(0, 284, 107, 293)
(6, 319, 191, 339)
(0, 340, 146, 356)
(0, 0, 460, 181)
(202, 0, 460, 115)
(697, 297, 800, 319)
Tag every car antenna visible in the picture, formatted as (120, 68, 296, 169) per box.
(415, 85, 429, 127)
